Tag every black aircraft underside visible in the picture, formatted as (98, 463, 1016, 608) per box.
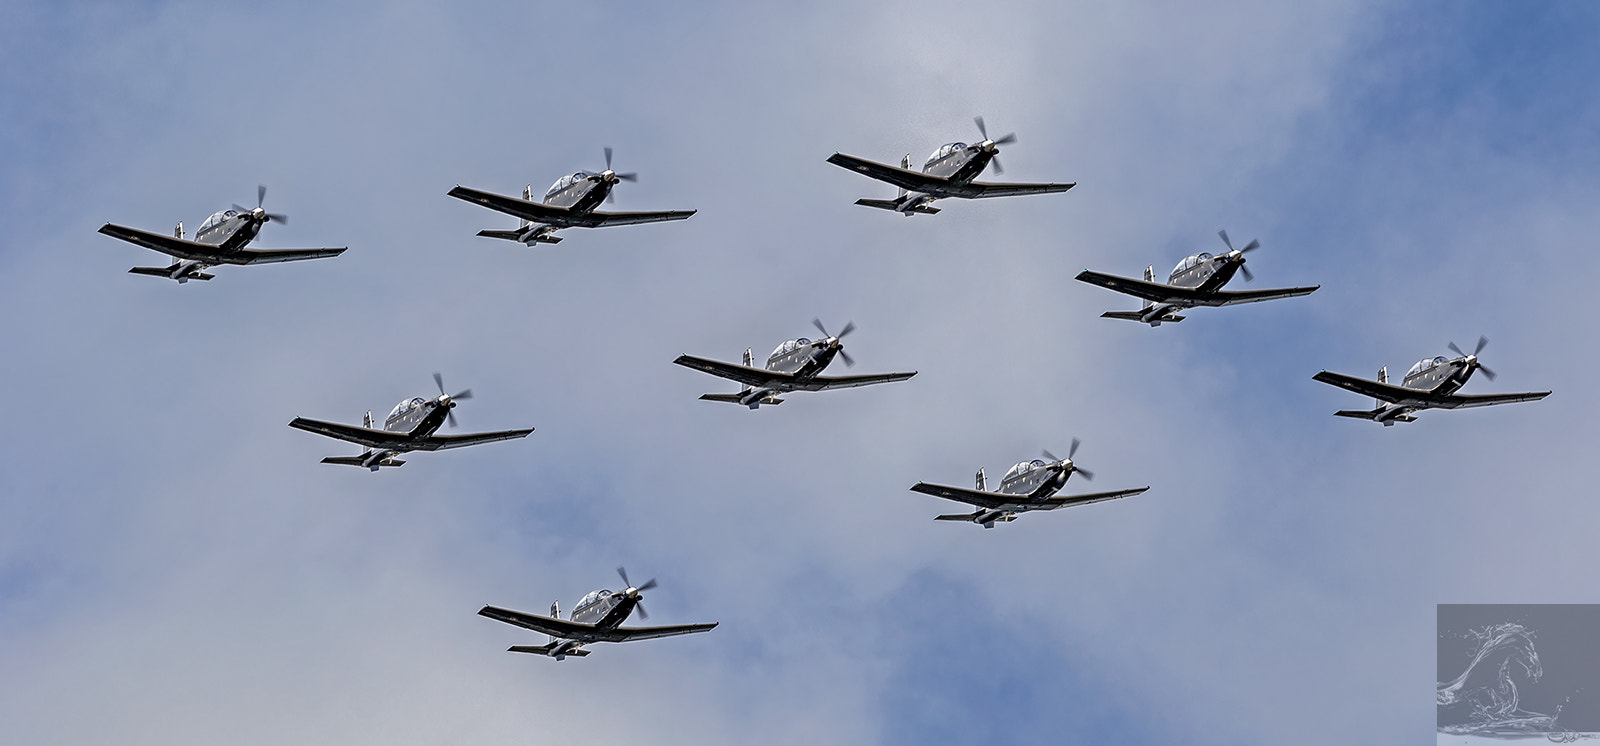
(910, 482, 1149, 513)
(446, 186, 695, 229)
(671, 354, 916, 392)
(1074, 270, 1320, 308)
(825, 153, 1076, 199)
(98, 224, 347, 265)
(286, 417, 534, 451)
(1310, 371, 1551, 410)
(477, 605, 717, 644)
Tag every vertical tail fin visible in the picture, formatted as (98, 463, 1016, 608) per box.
(975, 467, 987, 492)
(174, 221, 184, 239)
(899, 154, 911, 199)
(741, 348, 755, 392)
(1142, 265, 1155, 310)
(549, 601, 560, 644)
(361, 411, 374, 455)
(1376, 366, 1388, 408)
(520, 185, 533, 230)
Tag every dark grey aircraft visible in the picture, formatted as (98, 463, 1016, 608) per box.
(1075, 231, 1319, 326)
(478, 567, 717, 661)
(1313, 337, 1550, 426)
(826, 117, 1075, 216)
(447, 148, 695, 246)
(911, 439, 1149, 529)
(97, 185, 346, 283)
(673, 319, 916, 409)
(287, 374, 533, 470)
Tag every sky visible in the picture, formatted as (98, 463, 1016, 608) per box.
(2, 2, 1599, 744)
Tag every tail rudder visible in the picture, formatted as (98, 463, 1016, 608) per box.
(549, 601, 560, 644)
(974, 467, 987, 492)
(898, 154, 911, 199)
(741, 348, 755, 392)
(174, 221, 184, 239)
(1142, 265, 1155, 310)
(1376, 366, 1388, 408)
(520, 185, 533, 230)
(362, 411, 374, 456)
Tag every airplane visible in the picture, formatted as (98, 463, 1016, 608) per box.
(287, 373, 533, 470)
(478, 567, 717, 661)
(446, 148, 696, 246)
(1312, 337, 1550, 426)
(1075, 230, 1320, 326)
(97, 185, 346, 283)
(910, 439, 1149, 528)
(825, 116, 1075, 216)
(673, 319, 916, 409)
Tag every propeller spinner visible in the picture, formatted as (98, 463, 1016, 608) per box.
(232, 184, 288, 226)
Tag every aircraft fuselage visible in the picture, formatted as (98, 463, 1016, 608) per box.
(193, 208, 269, 252)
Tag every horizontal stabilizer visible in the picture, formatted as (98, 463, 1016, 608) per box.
(698, 393, 783, 405)
(934, 514, 975, 522)
(320, 456, 405, 468)
(128, 266, 213, 281)
(1100, 310, 1183, 322)
(508, 645, 588, 657)
(475, 229, 562, 244)
(1333, 409, 1380, 420)
(853, 198, 939, 214)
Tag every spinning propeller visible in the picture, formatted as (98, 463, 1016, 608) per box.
(973, 116, 1017, 175)
(232, 184, 288, 226)
(812, 318, 857, 367)
(1447, 336, 1496, 381)
(1217, 229, 1262, 282)
(616, 566, 658, 621)
(597, 147, 638, 203)
(1041, 437, 1094, 481)
(431, 372, 474, 428)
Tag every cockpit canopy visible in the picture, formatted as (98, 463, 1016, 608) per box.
(1407, 356, 1449, 378)
(1003, 459, 1049, 481)
(546, 172, 593, 197)
(197, 209, 238, 234)
(771, 338, 811, 359)
(576, 589, 612, 609)
(926, 142, 967, 167)
(388, 396, 428, 420)
(1170, 252, 1212, 280)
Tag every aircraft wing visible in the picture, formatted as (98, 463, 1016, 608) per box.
(447, 186, 695, 229)
(827, 153, 953, 193)
(287, 417, 413, 449)
(909, 482, 1008, 510)
(232, 246, 348, 265)
(478, 606, 717, 643)
(1313, 371, 1435, 404)
(959, 180, 1078, 199)
(1075, 270, 1318, 307)
(673, 355, 794, 389)
(416, 428, 535, 451)
(1036, 487, 1150, 510)
(1431, 390, 1552, 409)
(800, 371, 918, 391)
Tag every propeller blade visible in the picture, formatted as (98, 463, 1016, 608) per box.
(993, 132, 1016, 145)
(232, 203, 251, 213)
(1240, 238, 1261, 254)
(1475, 335, 1489, 356)
(1076, 467, 1095, 481)
(636, 602, 649, 621)
(451, 389, 472, 401)
(637, 578, 657, 592)
(1041, 448, 1059, 463)
(265, 212, 288, 225)
(1478, 363, 1498, 381)
(616, 566, 630, 588)
(974, 116, 988, 141)
(837, 321, 855, 338)
(838, 349, 855, 367)
(1239, 264, 1254, 283)
(1069, 437, 1081, 459)
(615, 172, 637, 182)
(257, 184, 267, 209)
(812, 318, 829, 338)
(433, 372, 446, 397)
(1447, 341, 1466, 358)
(604, 146, 613, 170)
(446, 409, 458, 429)
(1218, 229, 1234, 252)
(991, 156, 1004, 176)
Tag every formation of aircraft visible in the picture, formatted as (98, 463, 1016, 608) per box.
(827, 117, 1075, 216)
(447, 148, 696, 246)
(478, 568, 717, 661)
(910, 440, 1149, 529)
(1075, 230, 1319, 326)
(98, 185, 346, 283)
(673, 319, 916, 409)
(287, 374, 534, 470)
(1313, 337, 1550, 426)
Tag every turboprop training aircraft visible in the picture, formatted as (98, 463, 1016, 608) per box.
(1312, 337, 1550, 426)
(447, 148, 696, 246)
(673, 319, 916, 409)
(287, 374, 533, 470)
(910, 439, 1149, 528)
(478, 567, 717, 661)
(826, 117, 1075, 216)
(1075, 230, 1319, 326)
(97, 185, 346, 283)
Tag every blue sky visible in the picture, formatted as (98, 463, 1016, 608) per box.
(2, 2, 1598, 744)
